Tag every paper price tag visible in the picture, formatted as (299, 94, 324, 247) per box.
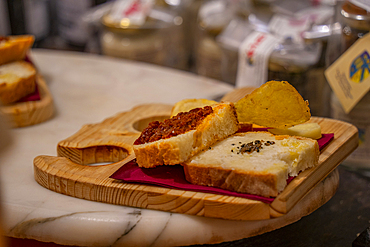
(325, 33, 370, 113)
(109, 0, 154, 26)
(236, 31, 282, 88)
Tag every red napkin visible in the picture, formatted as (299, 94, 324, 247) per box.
(18, 82, 40, 102)
(110, 133, 334, 204)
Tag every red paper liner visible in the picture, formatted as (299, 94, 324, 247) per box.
(17, 82, 40, 102)
(110, 133, 334, 204)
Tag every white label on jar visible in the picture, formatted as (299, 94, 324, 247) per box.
(269, 5, 334, 43)
(296, 5, 334, 24)
(349, 0, 370, 12)
(109, 0, 154, 26)
(268, 15, 310, 43)
(236, 31, 282, 88)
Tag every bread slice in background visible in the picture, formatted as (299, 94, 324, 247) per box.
(0, 61, 37, 105)
(134, 102, 239, 168)
(183, 131, 319, 198)
(0, 35, 34, 66)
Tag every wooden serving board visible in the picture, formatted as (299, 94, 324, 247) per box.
(33, 98, 358, 221)
(0, 74, 54, 128)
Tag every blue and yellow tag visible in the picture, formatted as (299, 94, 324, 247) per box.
(350, 51, 370, 83)
(325, 33, 370, 113)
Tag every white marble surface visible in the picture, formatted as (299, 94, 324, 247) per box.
(0, 50, 333, 247)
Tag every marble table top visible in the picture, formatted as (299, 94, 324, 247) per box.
(0, 49, 364, 247)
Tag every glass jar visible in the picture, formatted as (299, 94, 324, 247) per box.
(340, 0, 370, 52)
(100, 3, 187, 70)
(217, 21, 323, 116)
(268, 39, 324, 116)
(217, 18, 254, 85)
(195, 0, 250, 81)
(330, 0, 370, 173)
(170, 0, 202, 69)
(302, 23, 341, 118)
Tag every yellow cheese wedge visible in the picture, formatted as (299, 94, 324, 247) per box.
(268, 123, 322, 139)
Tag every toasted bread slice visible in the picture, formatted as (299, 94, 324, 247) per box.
(0, 61, 37, 105)
(133, 102, 239, 168)
(0, 35, 34, 66)
(183, 131, 319, 197)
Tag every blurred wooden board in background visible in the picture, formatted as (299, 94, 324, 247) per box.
(0, 74, 54, 128)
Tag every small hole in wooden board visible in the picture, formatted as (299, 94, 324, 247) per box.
(84, 161, 113, 167)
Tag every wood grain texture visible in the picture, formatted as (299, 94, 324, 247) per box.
(220, 87, 358, 214)
(0, 74, 54, 128)
(34, 97, 358, 221)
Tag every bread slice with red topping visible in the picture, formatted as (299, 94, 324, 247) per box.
(133, 102, 239, 168)
(183, 131, 319, 197)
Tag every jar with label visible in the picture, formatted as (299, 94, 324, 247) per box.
(216, 18, 255, 85)
(268, 40, 323, 114)
(329, 0, 370, 174)
(340, 0, 370, 52)
(100, 0, 187, 70)
(217, 20, 323, 116)
(195, 0, 250, 81)
(180, 0, 204, 69)
(302, 22, 342, 118)
(156, 0, 193, 69)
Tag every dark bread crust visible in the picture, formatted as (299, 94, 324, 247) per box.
(183, 164, 279, 197)
(182, 131, 320, 198)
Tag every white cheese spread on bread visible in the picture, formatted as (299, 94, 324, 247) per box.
(183, 131, 319, 197)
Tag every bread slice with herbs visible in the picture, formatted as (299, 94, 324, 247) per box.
(183, 131, 319, 198)
(0, 61, 37, 105)
(133, 102, 239, 168)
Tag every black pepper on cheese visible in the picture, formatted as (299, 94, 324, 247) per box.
(231, 139, 275, 154)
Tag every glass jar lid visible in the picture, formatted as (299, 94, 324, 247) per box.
(101, 1, 181, 33)
(341, 1, 370, 30)
(341, 1, 370, 21)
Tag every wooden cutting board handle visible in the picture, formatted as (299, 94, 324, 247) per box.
(57, 104, 172, 165)
(0, 74, 54, 127)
